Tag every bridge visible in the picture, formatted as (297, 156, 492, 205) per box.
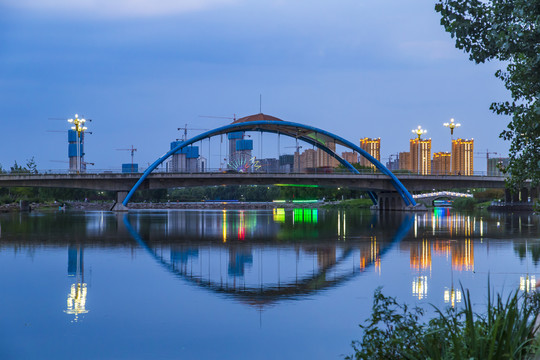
(0, 172, 511, 207)
(0, 172, 508, 191)
(0, 113, 536, 210)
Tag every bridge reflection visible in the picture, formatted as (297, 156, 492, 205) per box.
(123, 210, 414, 307)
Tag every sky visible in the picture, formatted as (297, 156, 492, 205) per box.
(0, 0, 510, 172)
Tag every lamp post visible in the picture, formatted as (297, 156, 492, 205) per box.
(443, 118, 460, 175)
(68, 114, 88, 174)
(443, 118, 461, 138)
(411, 126, 427, 175)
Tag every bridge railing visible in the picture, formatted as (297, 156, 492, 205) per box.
(0, 168, 508, 177)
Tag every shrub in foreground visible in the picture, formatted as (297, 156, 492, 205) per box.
(347, 285, 540, 359)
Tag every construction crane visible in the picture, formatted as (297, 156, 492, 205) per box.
(199, 114, 237, 123)
(285, 144, 303, 153)
(116, 146, 137, 170)
(475, 149, 499, 161)
(177, 124, 209, 141)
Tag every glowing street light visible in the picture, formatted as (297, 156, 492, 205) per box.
(67, 114, 88, 173)
(443, 118, 461, 136)
(412, 125, 427, 140)
(412, 126, 427, 175)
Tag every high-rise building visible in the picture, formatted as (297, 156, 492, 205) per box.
(259, 158, 279, 173)
(487, 157, 509, 176)
(359, 138, 381, 168)
(294, 149, 317, 172)
(386, 154, 399, 171)
(341, 151, 358, 164)
(410, 139, 432, 175)
(316, 140, 338, 168)
(399, 152, 411, 171)
(452, 138, 474, 175)
(168, 141, 201, 172)
(432, 152, 451, 175)
(279, 154, 295, 173)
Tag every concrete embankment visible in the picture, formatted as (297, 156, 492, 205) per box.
(0, 201, 331, 212)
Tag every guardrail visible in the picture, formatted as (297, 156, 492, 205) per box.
(0, 168, 509, 177)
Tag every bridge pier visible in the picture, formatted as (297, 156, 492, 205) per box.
(504, 187, 537, 204)
(111, 191, 129, 212)
(371, 191, 421, 211)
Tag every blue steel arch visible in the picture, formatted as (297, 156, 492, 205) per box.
(122, 120, 416, 207)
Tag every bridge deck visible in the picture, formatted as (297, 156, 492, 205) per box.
(0, 173, 508, 192)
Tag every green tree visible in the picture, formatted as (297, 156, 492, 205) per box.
(26, 157, 38, 174)
(435, 0, 540, 188)
(10, 161, 29, 174)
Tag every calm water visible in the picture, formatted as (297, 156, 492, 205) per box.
(0, 208, 539, 359)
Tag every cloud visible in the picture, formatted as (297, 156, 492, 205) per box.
(3, 0, 240, 18)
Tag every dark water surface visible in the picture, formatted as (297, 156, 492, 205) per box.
(0, 208, 539, 359)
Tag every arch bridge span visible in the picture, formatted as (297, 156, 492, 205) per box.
(122, 115, 417, 209)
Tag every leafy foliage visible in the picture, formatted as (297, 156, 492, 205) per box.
(435, 0, 540, 188)
(348, 285, 540, 359)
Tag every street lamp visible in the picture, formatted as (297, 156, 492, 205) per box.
(411, 126, 427, 175)
(412, 125, 427, 140)
(443, 118, 461, 136)
(68, 114, 88, 174)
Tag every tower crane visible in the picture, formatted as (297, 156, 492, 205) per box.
(116, 145, 137, 171)
(475, 149, 499, 161)
(177, 124, 209, 141)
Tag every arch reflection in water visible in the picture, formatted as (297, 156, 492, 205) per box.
(123, 210, 414, 307)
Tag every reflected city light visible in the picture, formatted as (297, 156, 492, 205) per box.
(238, 211, 245, 241)
(452, 238, 474, 272)
(222, 210, 227, 243)
(410, 239, 432, 271)
(294, 208, 318, 224)
(273, 208, 285, 223)
(412, 276, 428, 300)
(520, 275, 536, 293)
(444, 287, 462, 308)
(65, 283, 88, 322)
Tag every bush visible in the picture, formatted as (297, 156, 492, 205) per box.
(347, 285, 540, 360)
(452, 197, 477, 210)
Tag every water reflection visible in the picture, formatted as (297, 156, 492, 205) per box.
(65, 245, 88, 321)
(0, 208, 538, 313)
(123, 210, 414, 307)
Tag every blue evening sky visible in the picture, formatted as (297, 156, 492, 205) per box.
(0, 0, 509, 171)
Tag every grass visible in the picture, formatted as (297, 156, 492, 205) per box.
(347, 283, 540, 360)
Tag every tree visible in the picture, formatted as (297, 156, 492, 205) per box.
(26, 157, 38, 174)
(10, 161, 29, 174)
(435, 0, 540, 188)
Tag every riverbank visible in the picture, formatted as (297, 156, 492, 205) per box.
(0, 200, 336, 212)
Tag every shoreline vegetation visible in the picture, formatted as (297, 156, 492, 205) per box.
(347, 285, 540, 360)
(0, 196, 535, 213)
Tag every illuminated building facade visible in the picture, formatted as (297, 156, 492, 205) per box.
(410, 138, 431, 175)
(452, 138, 474, 175)
(432, 152, 451, 175)
(399, 151, 411, 171)
(359, 138, 381, 168)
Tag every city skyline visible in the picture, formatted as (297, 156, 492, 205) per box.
(0, 1, 509, 172)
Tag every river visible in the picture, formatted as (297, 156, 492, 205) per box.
(0, 208, 538, 359)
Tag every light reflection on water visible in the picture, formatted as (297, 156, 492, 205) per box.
(0, 208, 538, 359)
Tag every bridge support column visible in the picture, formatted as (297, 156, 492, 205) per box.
(371, 191, 421, 211)
(111, 191, 129, 212)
